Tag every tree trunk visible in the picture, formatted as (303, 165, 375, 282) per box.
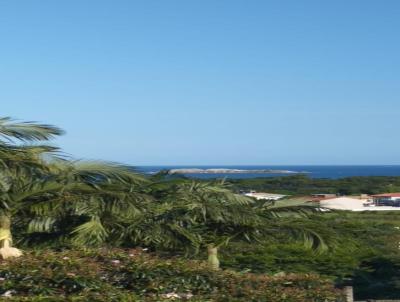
(0, 214, 22, 259)
(343, 286, 354, 302)
(207, 245, 220, 270)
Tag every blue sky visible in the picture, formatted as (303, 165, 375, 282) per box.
(1, 1, 399, 165)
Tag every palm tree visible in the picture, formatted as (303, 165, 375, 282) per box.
(0, 117, 150, 258)
(254, 198, 328, 252)
(0, 117, 63, 259)
(128, 180, 327, 270)
(127, 180, 262, 270)
(23, 160, 151, 247)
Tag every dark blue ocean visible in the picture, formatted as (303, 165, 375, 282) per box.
(137, 166, 400, 179)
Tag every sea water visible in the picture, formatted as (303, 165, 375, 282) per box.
(137, 165, 400, 179)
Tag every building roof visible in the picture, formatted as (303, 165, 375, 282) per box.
(371, 193, 400, 198)
(247, 193, 285, 197)
(244, 192, 287, 200)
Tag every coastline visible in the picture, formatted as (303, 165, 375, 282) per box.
(167, 168, 302, 174)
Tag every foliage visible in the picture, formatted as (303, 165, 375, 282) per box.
(229, 174, 400, 195)
(0, 116, 151, 251)
(1, 116, 399, 300)
(352, 255, 400, 300)
(0, 249, 343, 301)
(0, 117, 65, 258)
(0, 117, 64, 142)
(20, 160, 151, 247)
(127, 181, 256, 249)
(219, 211, 400, 300)
(125, 179, 329, 274)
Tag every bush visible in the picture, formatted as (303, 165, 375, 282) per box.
(0, 249, 343, 301)
(220, 212, 400, 300)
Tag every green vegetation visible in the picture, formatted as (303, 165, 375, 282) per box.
(2, 116, 400, 301)
(126, 180, 263, 270)
(229, 174, 400, 195)
(0, 249, 342, 301)
(0, 117, 150, 257)
(127, 180, 325, 271)
(0, 117, 345, 301)
(221, 212, 400, 300)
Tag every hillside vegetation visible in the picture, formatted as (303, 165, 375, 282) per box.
(0, 117, 347, 301)
(229, 174, 400, 195)
(2, 117, 400, 301)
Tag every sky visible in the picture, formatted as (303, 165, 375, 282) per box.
(1, 1, 399, 165)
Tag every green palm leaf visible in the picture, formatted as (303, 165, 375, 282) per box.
(0, 117, 64, 142)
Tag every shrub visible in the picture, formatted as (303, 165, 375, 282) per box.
(0, 249, 343, 301)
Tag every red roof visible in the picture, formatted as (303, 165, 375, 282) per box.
(371, 193, 400, 198)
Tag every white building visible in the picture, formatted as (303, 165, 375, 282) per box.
(244, 192, 287, 201)
(371, 193, 400, 207)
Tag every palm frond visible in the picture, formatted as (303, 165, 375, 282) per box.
(258, 199, 322, 218)
(27, 217, 56, 233)
(0, 117, 64, 142)
(53, 160, 148, 186)
(71, 216, 108, 246)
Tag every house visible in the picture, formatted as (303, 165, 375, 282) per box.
(244, 192, 287, 201)
(371, 193, 400, 207)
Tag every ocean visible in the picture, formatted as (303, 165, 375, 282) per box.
(137, 165, 400, 179)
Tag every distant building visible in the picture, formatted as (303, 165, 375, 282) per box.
(311, 193, 337, 200)
(244, 192, 287, 201)
(371, 193, 400, 207)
